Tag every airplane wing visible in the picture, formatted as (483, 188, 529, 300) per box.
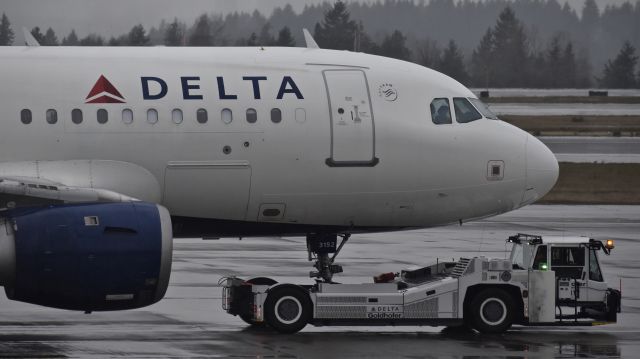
(0, 160, 161, 210)
(0, 176, 138, 207)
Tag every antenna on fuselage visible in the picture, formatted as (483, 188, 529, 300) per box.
(23, 27, 40, 47)
(303, 28, 320, 49)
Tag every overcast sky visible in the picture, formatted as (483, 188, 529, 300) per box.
(0, 0, 636, 43)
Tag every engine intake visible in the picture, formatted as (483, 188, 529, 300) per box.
(0, 202, 172, 311)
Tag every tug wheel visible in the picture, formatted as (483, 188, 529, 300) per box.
(264, 285, 311, 334)
(469, 288, 514, 334)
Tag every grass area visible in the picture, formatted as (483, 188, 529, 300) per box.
(540, 163, 640, 204)
(501, 115, 640, 136)
(484, 96, 640, 104)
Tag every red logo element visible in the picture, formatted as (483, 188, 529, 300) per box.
(85, 75, 126, 104)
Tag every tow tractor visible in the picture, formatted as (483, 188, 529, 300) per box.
(221, 233, 621, 333)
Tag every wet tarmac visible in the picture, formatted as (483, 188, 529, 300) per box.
(1, 204, 639, 358)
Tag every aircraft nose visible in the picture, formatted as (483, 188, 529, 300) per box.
(522, 135, 559, 205)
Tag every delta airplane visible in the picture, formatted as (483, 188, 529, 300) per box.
(0, 31, 558, 312)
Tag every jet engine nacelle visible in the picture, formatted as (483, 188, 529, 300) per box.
(0, 202, 172, 311)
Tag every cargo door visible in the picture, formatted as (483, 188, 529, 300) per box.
(163, 161, 251, 220)
(323, 70, 378, 167)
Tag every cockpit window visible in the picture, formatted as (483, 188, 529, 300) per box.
(453, 98, 482, 123)
(430, 98, 452, 125)
(469, 98, 500, 120)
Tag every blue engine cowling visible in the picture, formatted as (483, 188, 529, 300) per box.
(0, 202, 172, 311)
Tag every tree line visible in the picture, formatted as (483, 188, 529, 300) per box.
(0, 0, 639, 88)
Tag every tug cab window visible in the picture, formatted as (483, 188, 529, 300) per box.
(430, 98, 451, 124)
(532, 245, 548, 270)
(551, 246, 585, 279)
(453, 98, 482, 123)
(589, 249, 603, 282)
(469, 98, 500, 120)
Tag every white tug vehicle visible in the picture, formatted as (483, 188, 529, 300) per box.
(222, 233, 621, 333)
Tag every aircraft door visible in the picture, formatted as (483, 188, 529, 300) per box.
(323, 70, 378, 167)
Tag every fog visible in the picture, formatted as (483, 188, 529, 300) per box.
(0, 0, 633, 44)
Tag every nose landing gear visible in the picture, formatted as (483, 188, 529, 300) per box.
(306, 233, 350, 283)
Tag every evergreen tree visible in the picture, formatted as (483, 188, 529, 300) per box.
(108, 35, 128, 46)
(529, 52, 547, 88)
(353, 21, 378, 54)
(439, 40, 469, 84)
(42, 28, 59, 46)
(79, 34, 104, 46)
(561, 42, 577, 87)
(128, 24, 149, 46)
(258, 23, 274, 46)
(545, 36, 563, 88)
(491, 7, 529, 87)
(600, 42, 638, 88)
(314, 1, 358, 50)
(470, 29, 494, 88)
(377, 30, 411, 61)
(0, 13, 14, 46)
(62, 29, 79, 46)
(164, 18, 185, 46)
(246, 32, 258, 46)
(582, 0, 600, 28)
(189, 14, 213, 46)
(30, 27, 45, 44)
(416, 38, 441, 70)
(274, 26, 295, 47)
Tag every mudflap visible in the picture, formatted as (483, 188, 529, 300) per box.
(606, 288, 622, 322)
(228, 284, 253, 317)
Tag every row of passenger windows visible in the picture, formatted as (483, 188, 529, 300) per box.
(430, 97, 499, 125)
(20, 108, 283, 125)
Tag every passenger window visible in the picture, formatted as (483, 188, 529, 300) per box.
(122, 109, 133, 124)
(246, 108, 257, 123)
(453, 98, 482, 123)
(172, 109, 183, 124)
(589, 249, 603, 282)
(197, 108, 208, 124)
(271, 108, 282, 123)
(430, 98, 451, 124)
(72, 109, 83, 124)
(46, 109, 58, 124)
(147, 109, 158, 124)
(221, 108, 233, 124)
(20, 109, 32, 124)
(97, 109, 108, 124)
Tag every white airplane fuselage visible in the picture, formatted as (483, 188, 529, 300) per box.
(0, 46, 558, 237)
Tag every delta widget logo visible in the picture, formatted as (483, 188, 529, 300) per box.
(85, 75, 126, 104)
(378, 83, 398, 102)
